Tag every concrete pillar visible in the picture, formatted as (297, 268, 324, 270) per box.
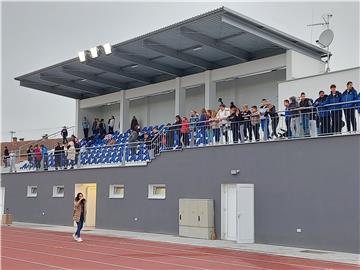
(120, 91, 129, 133)
(145, 97, 150, 127)
(75, 99, 80, 137)
(204, 70, 217, 109)
(286, 49, 325, 80)
(174, 77, 186, 116)
(286, 50, 294, 80)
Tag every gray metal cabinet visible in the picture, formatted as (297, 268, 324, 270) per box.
(179, 198, 215, 239)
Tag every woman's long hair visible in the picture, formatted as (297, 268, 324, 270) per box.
(75, 192, 85, 202)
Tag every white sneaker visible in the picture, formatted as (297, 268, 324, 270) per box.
(76, 237, 83, 242)
(72, 234, 78, 240)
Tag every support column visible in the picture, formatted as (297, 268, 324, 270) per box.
(75, 99, 80, 137)
(204, 70, 217, 109)
(120, 91, 129, 133)
(145, 96, 150, 127)
(174, 77, 186, 116)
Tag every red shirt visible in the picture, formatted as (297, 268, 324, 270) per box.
(180, 120, 190, 134)
(34, 147, 42, 161)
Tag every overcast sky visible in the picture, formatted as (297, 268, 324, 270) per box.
(1, 1, 359, 141)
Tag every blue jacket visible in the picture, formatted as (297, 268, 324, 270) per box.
(313, 95, 330, 117)
(198, 114, 208, 127)
(41, 146, 48, 157)
(284, 107, 291, 119)
(341, 88, 357, 108)
(326, 91, 342, 110)
(357, 92, 360, 112)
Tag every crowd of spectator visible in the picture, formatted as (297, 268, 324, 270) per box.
(80, 116, 116, 141)
(152, 81, 359, 148)
(26, 135, 80, 171)
(3, 81, 359, 172)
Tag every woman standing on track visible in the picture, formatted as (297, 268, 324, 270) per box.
(73, 193, 86, 242)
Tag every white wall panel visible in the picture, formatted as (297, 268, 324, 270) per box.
(278, 67, 360, 111)
(185, 86, 204, 116)
(148, 92, 175, 126)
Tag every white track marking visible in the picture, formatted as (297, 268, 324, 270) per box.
(3, 227, 341, 269)
(4, 238, 273, 270)
(2, 255, 73, 270)
(5, 246, 143, 270)
(3, 228, 336, 270)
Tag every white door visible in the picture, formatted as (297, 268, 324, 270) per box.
(85, 186, 96, 227)
(0, 187, 5, 215)
(221, 184, 254, 243)
(222, 184, 237, 240)
(236, 184, 254, 243)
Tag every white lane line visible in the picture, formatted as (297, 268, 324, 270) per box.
(4, 239, 212, 270)
(5, 246, 143, 270)
(2, 255, 73, 270)
(3, 227, 337, 270)
(4, 226, 341, 269)
(5, 233, 317, 270)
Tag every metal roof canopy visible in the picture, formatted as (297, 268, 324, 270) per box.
(15, 6, 328, 100)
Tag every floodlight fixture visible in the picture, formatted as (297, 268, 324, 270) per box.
(103, 43, 112, 55)
(78, 50, 91, 62)
(90, 47, 98, 58)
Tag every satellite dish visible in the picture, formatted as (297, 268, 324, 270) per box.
(316, 29, 334, 48)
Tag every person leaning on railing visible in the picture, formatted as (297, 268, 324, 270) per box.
(313, 91, 331, 135)
(228, 103, 243, 144)
(327, 84, 343, 134)
(209, 110, 221, 144)
(33, 144, 42, 170)
(41, 144, 48, 171)
(180, 116, 190, 147)
(241, 105, 252, 141)
(250, 106, 260, 142)
(54, 142, 62, 170)
(3, 146, 9, 167)
(216, 103, 230, 144)
(173, 115, 182, 148)
(342, 81, 358, 132)
(189, 111, 199, 146)
(198, 109, 208, 146)
(282, 100, 292, 138)
(267, 102, 279, 139)
(299, 92, 313, 137)
(288, 96, 300, 138)
(259, 99, 270, 141)
(26, 146, 34, 169)
(206, 110, 214, 145)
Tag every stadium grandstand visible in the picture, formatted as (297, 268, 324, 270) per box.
(1, 5, 359, 269)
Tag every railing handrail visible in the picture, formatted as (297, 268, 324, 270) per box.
(150, 102, 359, 130)
(18, 125, 75, 152)
(10, 101, 360, 161)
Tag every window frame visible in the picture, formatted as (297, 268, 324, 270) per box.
(27, 186, 38, 198)
(52, 185, 65, 198)
(148, 184, 166, 200)
(109, 184, 125, 199)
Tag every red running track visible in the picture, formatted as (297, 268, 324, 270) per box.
(1, 226, 359, 270)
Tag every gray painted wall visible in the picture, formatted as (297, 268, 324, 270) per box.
(2, 135, 359, 253)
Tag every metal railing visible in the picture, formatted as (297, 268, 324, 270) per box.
(2, 101, 360, 173)
(16, 126, 76, 157)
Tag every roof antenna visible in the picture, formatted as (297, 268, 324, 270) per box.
(307, 14, 334, 73)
